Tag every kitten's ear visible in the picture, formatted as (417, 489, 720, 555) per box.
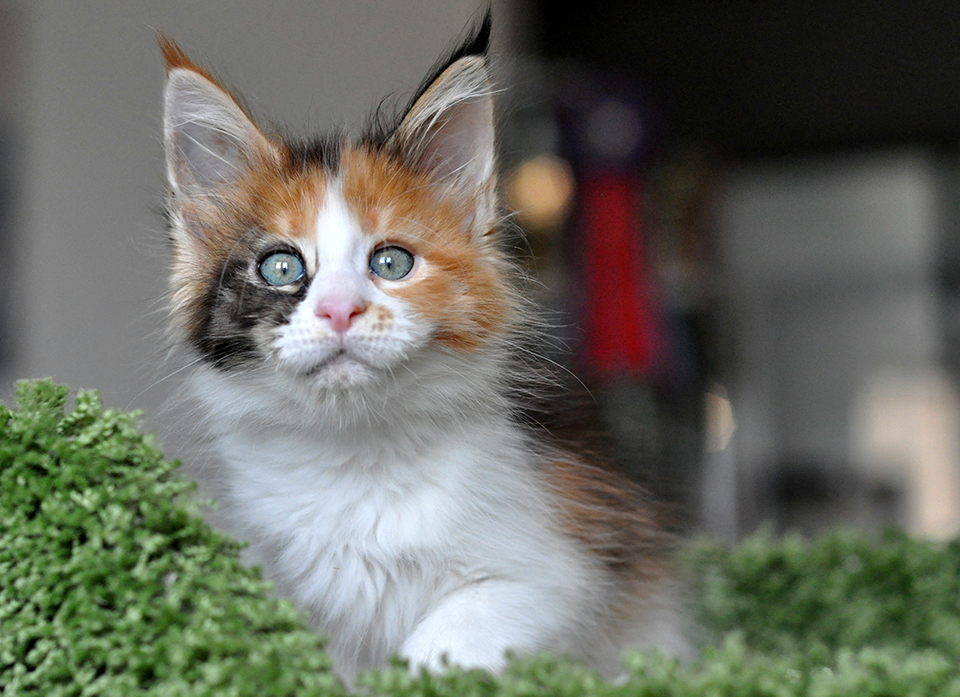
(390, 15, 496, 204)
(160, 37, 277, 200)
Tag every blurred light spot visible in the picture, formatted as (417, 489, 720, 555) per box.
(506, 154, 575, 231)
(705, 384, 736, 452)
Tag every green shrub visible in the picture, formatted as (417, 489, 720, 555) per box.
(0, 380, 340, 696)
(3, 379, 960, 696)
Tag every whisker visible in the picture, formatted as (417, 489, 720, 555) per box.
(125, 354, 207, 411)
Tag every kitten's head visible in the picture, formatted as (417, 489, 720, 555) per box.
(161, 17, 516, 402)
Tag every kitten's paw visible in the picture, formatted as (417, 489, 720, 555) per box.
(399, 582, 527, 674)
(401, 642, 507, 675)
(399, 618, 508, 674)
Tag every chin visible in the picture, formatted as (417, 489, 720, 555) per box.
(305, 355, 380, 391)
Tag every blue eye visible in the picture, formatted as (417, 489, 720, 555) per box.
(370, 246, 414, 281)
(258, 251, 305, 286)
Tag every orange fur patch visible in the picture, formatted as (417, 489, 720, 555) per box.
(544, 457, 668, 581)
(340, 145, 511, 352)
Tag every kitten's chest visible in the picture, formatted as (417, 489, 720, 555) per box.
(211, 416, 544, 670)
(219, 430, 473, 609)
(225, 430, 464, 544)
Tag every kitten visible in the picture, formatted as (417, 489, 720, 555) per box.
(160, 15, 687, 682)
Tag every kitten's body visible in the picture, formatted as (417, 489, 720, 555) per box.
(161, 19, 687, 682)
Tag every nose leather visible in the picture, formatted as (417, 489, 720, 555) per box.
(315, 297, 367, 333)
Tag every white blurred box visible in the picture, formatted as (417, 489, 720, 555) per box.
(713, 149, 960, 538)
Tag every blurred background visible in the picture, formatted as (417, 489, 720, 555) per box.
(2, 0, 960, 542)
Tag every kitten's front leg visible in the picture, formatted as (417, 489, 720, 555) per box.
(400, 579, 557, 673)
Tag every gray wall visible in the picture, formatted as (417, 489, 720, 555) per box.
(0, 0, 510, 452)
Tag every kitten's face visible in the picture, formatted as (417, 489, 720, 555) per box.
(161, 29, 510, 392)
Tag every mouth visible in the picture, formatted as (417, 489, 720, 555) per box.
(305, 348, 350, 376)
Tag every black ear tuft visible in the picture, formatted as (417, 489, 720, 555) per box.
(408, 9, 491, 110)
(362, 10, 493, 149)
(451, 8, 492, 63)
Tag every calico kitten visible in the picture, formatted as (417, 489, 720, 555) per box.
(160, 16, 687, 682)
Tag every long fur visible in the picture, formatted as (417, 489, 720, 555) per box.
(159, 17, 688, 683)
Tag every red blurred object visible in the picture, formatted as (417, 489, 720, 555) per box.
(579, 172, 665, 377)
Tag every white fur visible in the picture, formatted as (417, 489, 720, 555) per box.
(195, 365, 608, 680)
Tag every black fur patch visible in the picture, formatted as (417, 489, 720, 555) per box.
(284, 134, 343, 173)
(190, 251, 307, 371)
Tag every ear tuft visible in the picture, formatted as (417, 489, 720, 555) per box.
(438, 9, 491, 70)
(158, 34, 197, 74)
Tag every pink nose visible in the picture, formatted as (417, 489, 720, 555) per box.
(315, 298, 367, 333)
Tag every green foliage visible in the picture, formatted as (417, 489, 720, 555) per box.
(689, 528, 960, 658)
(0, 380, 340, 697)
(677, 531, 960, 696)
(3, 379, 960, 696)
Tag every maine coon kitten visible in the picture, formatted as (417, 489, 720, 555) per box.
(160, 17, 687, 682)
